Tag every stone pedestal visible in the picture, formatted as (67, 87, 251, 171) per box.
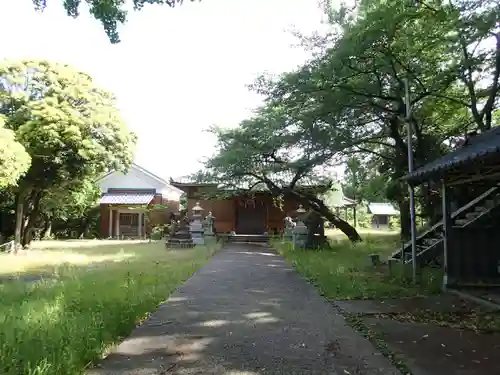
(292, 220, 308, 249)
(190, 202, 205, 245)
(165, 215, 194, 249)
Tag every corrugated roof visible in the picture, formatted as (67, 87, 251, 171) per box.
(342, 196, 356, 206)
(100, 193, 154, 205)
(367, 203, 399, 216)
(406, 127, 500, 185)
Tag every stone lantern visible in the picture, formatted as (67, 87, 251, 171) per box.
(293, 205, 308, 249)
(204, 211, 215, 236)
(190, 202, 205, 245)
(296, 205, 307, 224)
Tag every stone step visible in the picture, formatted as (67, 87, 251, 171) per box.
(226, 234, 269, 243)
(465, 211, 481, 220)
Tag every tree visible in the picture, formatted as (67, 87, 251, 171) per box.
(342, 156, 389, 204)
(252, 0, 499, 239)
(0, 59, 137, 248)
(199, 105, 362, 242)
(0, 116, 31, 189)
(38, 179, 101, 241)
(32, 0, 198, 43)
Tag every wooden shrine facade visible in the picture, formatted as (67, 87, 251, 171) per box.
(169, 181, 313, 235)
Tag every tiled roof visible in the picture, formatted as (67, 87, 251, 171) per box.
(170, 172, 327, 190)
(406, 126, 500, 185)
(100, 193, 154, 205)
(367, 202, 399, 216)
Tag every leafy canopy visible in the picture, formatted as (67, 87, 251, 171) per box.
(0, 59, 137, 192)
(0, 116, 31, 189)
(202, 0, 500, 240)
(32, 0, 199, 43)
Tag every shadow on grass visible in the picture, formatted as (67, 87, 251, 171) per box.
(272, 234, 442, 300)
(0, 240, 220, 279)
(0, 240, 221, 375)
(87, 243, 397, 375)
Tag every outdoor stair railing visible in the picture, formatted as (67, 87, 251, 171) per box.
(0, 240, 15, 253)
(391, 185, 500, 265)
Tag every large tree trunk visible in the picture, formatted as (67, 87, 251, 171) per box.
(22, 210, 37, 247)
(41, 216, 52, 239)
(320, 206, 362, 242)
(21, 192, 43, 248)
(291, 191, 362, 242)
(398, 198, 411, 241)
(78, 217, 90, 239)
(14, 188, 30, 252)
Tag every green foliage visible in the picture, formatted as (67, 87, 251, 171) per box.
(342, 156, 388, 203)
(194, 0, 500, 241)
(179, 194, 187, 210)
(0, 116, 31, 189)
(0, 59, 136, 187)
(41, 179, 101, 222)
(32, 0, 198, 43)
(249, 0, 499, 238)
(273, 233, 442, 300)
(0, 59, 136, 245)
(200, 106, 362, 241)
(0, 240, 219, 375)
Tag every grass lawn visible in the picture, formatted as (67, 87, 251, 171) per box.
(0, 239, 220, 375)
(273, 229, 442, 300)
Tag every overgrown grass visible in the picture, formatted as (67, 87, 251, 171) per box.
(0, 240, 219, 375)
(274, 230, 442, 300)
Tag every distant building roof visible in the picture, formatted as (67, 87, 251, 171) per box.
(367, 202, 399, 216)
(406, 126, 500, 185)
(322, 181, 356, 208)
(97, 163, 168, 185)
(100, 193, 154, 205)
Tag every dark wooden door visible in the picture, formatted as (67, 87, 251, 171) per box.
(236, 199, 266, 234)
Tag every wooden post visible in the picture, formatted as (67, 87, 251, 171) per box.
(138, 212, 143, 238)
(441, 180, 451, 290)
(108, 208, 113, 238)
(115, 211, 120, 239)
(353, 206, 357, 228)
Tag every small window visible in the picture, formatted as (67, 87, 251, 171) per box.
(120, 213, 138, 225)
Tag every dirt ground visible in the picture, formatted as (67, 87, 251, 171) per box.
(335, 294, 500, 375)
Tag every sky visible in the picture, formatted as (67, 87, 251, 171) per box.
(0, 0, 327, 181)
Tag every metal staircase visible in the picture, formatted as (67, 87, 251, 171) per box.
(390, 186, 500, 265)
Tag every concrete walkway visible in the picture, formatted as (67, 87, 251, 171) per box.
(89, 244, 400, 375)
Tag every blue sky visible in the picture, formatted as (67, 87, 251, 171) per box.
(0, 0, 326, 180)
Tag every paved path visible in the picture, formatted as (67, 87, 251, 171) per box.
(89, 244, 400, 375)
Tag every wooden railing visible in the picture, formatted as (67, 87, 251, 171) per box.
(397, 186, 500, 255)
(0, 240, 15, 253)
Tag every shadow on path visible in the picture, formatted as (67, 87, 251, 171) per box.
(89, 244, 399, 375)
